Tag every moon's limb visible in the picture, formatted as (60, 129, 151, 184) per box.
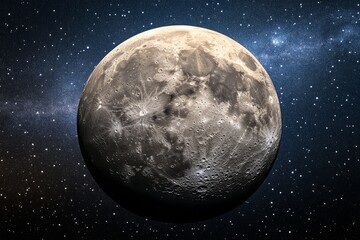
(78, 25, 282, 222)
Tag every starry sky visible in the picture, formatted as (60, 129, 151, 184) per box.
(1, 0, 359, 239)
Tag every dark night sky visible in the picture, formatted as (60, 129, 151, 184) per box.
(1, 0, 359, 239)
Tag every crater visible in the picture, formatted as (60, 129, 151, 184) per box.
(240, 53, 257, 71)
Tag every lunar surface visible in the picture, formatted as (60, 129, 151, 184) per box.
(77, 25, 282, 222)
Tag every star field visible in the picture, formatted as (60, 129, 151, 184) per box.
(0, 0, 359, 239)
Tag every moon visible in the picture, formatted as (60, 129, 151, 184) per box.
(77, 25, 282, 222)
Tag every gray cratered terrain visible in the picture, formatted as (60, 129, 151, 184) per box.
(77, 25, 282, 222)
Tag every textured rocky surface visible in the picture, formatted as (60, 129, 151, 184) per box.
(77, 25, 282, 222)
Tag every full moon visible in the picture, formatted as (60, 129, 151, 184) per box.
(77, 25, 282, 222)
